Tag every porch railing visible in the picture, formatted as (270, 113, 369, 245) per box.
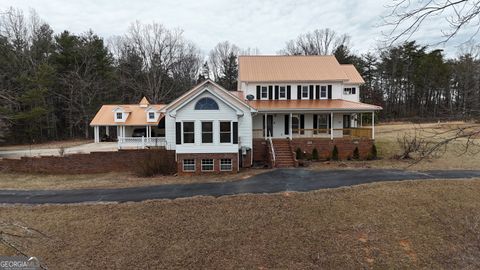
(253, 128, 372, 139)
(118, 137, 169, 149)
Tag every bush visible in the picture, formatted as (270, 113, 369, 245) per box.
(135, 152, 176, 177)
(352, 147, 360, 160)
(331, 145, 339, 161)
(295, 147, 303, 160)
(311, 148, 319, 161)
(368, 144, 378, 160)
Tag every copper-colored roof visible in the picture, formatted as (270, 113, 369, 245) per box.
(341, 64, 365, 84)
(247, 99, 382, 111)
(139, 96, 150, 106)
(90, 104, 165, 126)
(239, 55, 363, 83)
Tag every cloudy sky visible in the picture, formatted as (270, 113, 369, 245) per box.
(1, 0, 474, 57)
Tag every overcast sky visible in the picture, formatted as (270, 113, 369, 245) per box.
(1, 0, 474, 57)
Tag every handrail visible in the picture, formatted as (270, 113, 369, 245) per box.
(267, 131, 275, 167)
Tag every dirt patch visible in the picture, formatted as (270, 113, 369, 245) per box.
(0, 179, 479, 269)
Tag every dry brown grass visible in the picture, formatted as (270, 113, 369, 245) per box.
(0, 179, 479, 269)
(0, 169, 268, 190)
(312, 121, 480, 171)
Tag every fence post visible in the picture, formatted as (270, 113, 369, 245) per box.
(142, 136, 145, 149)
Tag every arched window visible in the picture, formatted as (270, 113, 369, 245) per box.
(195, 97, 219, 110)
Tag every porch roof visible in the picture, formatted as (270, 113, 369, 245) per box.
(247, 99, 382, 112)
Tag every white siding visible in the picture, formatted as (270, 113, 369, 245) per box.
(165, 86, 252, 153)
(240, 82, 356, 101)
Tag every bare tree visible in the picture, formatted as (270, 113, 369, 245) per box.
(280, 28, 350, 55)
(208, 41, 240, 81)
(383, 0, 480, 45)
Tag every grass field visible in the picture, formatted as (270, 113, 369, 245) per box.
(1, 179, 479, 269)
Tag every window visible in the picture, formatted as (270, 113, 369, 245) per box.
(183, 159, 195, 172)
(201, 122, 213, 143)
(261, 86, 268, 99)
(320, 86, 327, 98)
(201, 159, 214, 171)
(148, 112, 155, 119)
(279, 86, 286, 99)
(301, 86, 309, 99)
(220, 159, 232, 171)
(220, 121, 231, 143)
(183, 122, 195, 143)
(116, 112, 122, 119)
(195, 97, 219, 110)
(344, 87, 356, 95)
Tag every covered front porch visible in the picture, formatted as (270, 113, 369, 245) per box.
(252, 111, 376, 140)
(92, 124, 167, 149)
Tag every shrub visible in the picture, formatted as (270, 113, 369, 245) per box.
(295, 147, 303, 160)
(352, 147, 360, 160)
(311, 148, 319, 161)
(368, 144, 378, 160)
(135, 152, 176, 177)
(331, 145, 339, 161)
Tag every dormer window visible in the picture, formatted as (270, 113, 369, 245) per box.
(116, 112, 122, 120)
(148, 112, 155, 119)
(195, 97, 219, 110)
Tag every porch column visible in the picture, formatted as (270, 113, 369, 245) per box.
(94, 126, 100, 143)
(122, 126, 126, 138)
(146, 125, 150, 138)
(289, 113, 293, 140)
(264, 113, 267, 139)
(105, 126, 109, 136)
(360, 113, 363, 127)
(372, 111, 375, 140)
(330, 112, 334, 140)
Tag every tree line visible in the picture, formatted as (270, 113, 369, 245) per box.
(0, 8, 479, 144)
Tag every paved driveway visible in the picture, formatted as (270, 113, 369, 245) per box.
(1, 168, 480, 204)
(0, 142, 118, 159)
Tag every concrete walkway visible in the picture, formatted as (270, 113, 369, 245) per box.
(0, 142, 118, 159)
(1, 168, 480, 204)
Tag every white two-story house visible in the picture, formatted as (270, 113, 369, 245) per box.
(91, 55, 382, 173)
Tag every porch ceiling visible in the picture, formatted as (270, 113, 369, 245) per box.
(247, 99, 382, 112)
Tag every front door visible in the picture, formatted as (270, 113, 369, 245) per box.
(266, 115, 274, 137)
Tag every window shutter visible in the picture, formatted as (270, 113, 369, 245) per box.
(328, 114, 332, 129)
(284, 115, 289, 135)
(313, 115, 318, 129)
(175, 122, 181, 144)
(233, 122, 238, 144)
(315, 85, 320, 100)
(297, 85, 301, 100)
(275, 85, 279, 100)
(300, 114, 304, 130)
(287, 85, 291, 99)
(262, 116, 265, 137)
(328, 85, 332, 99)
(352, 87, 356, 94)
(256, 85, 260, 100)
(268, 85, 273, 100)
(309, 85, 314, 100)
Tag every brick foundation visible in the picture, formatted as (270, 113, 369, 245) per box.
(176, 153, 238, 175)
(289, 138, 374, 160)
(0, 149, 176, 174)
(253, 139, 268, 163)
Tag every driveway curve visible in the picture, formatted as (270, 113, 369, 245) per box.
(1, 169, 480, 204)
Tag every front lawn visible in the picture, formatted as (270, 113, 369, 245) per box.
(1, 179, 479, 269)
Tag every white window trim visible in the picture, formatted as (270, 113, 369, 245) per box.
(201, 159, 214, 172)
(182, 121, 195, 145)
(201, 121, 214, 144)
(344, 87, 356, 95)
(320, 85, 328, 99)
(148, 112, 155, 119)
(220, 159, 232, 171)
(301, 85, 309, 99)
(183, 159, 196, 172)
(116, 112, 123, 120)
(279, 86, 287, 100)
(260, 86, 268, 100)
(219, 120, 232, 144)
